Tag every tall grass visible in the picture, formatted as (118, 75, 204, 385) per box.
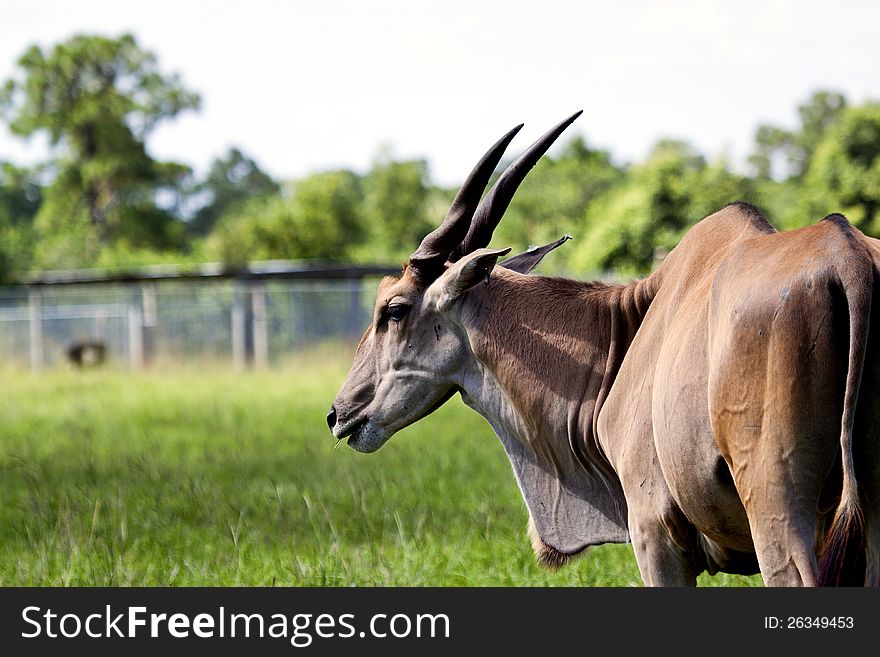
(0, 353, 760, 586)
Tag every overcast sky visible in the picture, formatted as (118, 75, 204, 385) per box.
(2, 0, 879, 185)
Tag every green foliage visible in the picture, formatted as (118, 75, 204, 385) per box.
(0, 220, 34, 283)
(358, 151, 432, 262)
(0, 163, 41, 282)
(0, 162, 41, 224)
(206, 170, 364, 266)
(802, 104, 880, 233)
(749, 90, 847, 180)
(29, 187, 101, 270)
(94, 242, 207, 270)
(1, 33, 199, 262)
(570, 141, 755, 275)
(188, 148, 281, 236)
(1, 34, 198, 144)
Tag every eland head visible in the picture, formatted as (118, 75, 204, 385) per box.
(327, 112, 581, 453)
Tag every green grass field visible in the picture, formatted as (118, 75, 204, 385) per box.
(0, 350, 761, 586)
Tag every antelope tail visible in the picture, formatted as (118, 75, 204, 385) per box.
(818, 242, 871, 586)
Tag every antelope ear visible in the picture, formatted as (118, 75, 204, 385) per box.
(500, 234, 572, 274)
(426, 247, 511, 312)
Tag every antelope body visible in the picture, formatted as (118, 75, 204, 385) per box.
(329, 113, 880, 586)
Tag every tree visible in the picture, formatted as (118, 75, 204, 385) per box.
(749, 90, 847, 180)
(206, 170, 365, 266)
(803, 103, 880, 234)
(1, 33, 200, 263)
(188, 148, 280, 236)
(360, 150, 431, 262)
(571, 140, 755, 274)
(0, 163, 41, 282)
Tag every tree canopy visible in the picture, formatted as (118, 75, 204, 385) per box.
(749, 91, 848, 180)
(803, 103, 880, 233)
(188, 148, 281, 237)
(1, 33, 199, 264)
(570, 141, 754, 273)
(2, 34, 880, 284)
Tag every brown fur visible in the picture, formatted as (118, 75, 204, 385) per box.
(470, 273, 656, 485)
(332, 201, 880, 586)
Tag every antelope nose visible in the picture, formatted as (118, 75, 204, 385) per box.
(327, 406, 337, 431)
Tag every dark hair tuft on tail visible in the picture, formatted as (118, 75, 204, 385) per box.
(818, 500, 866, 586)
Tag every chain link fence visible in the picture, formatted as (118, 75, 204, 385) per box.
(0, 277, 381, 370)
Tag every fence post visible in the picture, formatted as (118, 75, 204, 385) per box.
(142, 284, 158, 366)
(128, 301, 144, 370)
(28, 287, 43, 371)
(232, 282, 247, 370)
(251, 282, 268, 368)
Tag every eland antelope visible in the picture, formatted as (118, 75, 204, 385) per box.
(328, 112, 880, 586)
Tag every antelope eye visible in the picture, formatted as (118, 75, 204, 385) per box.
(386, 304, 411, 323)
